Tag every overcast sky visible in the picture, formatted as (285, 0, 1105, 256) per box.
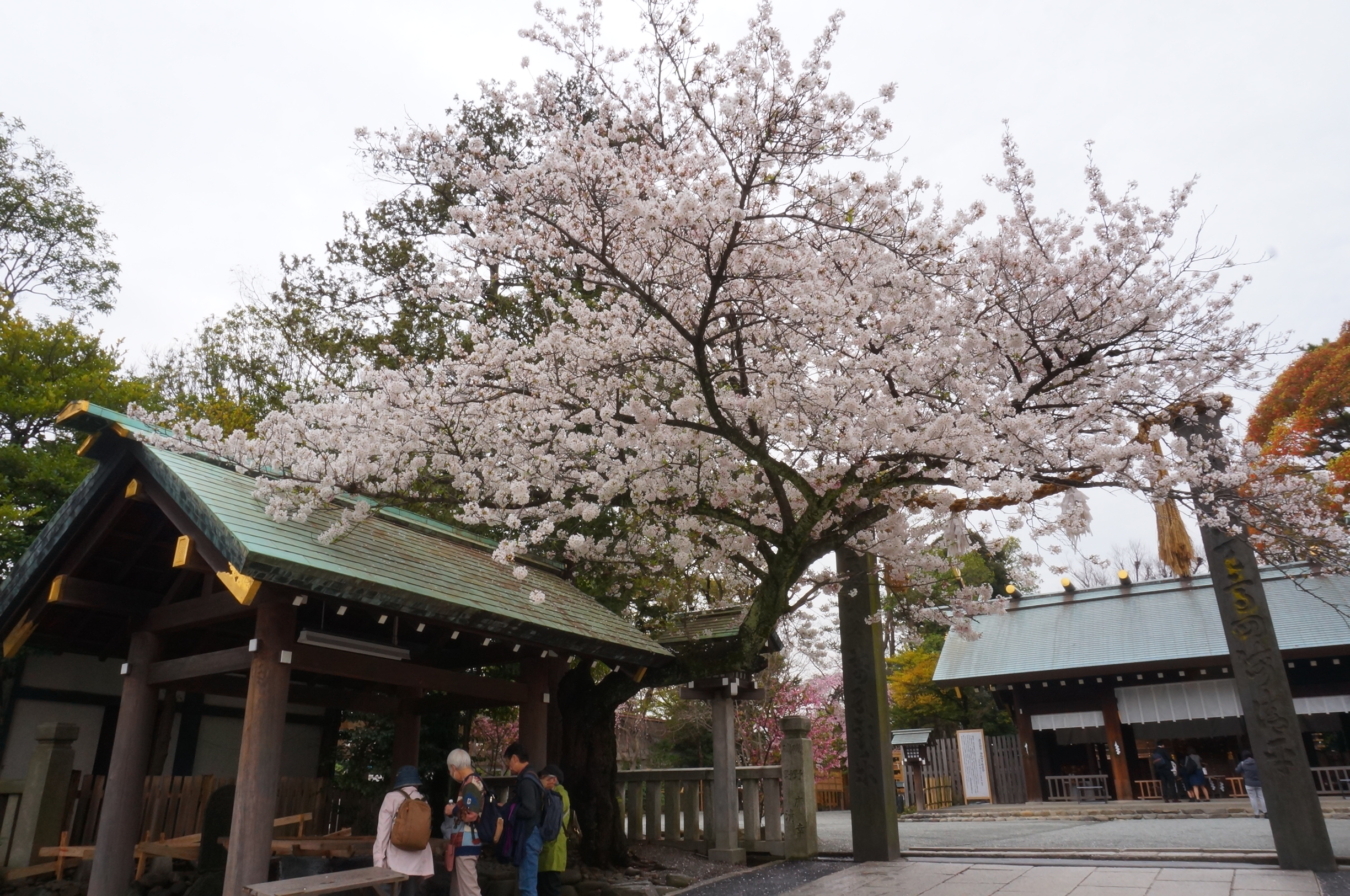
(4, 1, 1347, 585)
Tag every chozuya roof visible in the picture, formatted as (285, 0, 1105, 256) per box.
(932, 563, 1350, 686)
(0, 401, 673, 667)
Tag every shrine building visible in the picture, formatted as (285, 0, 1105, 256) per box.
(0, 402, 672, 896)
(932, 564, 1350, 802)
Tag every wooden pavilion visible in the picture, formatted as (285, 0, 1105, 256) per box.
(933, 564, 1350, 802)
(0, 402, 672, 896)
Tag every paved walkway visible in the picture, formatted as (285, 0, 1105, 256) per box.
(781, 861, 1324, 896)
(817, 811, 1350, 856)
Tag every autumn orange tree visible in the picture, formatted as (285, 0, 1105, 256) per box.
(1248, 321, 1350, 502)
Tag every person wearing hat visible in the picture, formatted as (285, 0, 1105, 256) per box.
(537, 765, 572, 896)
(374, 765, 434, 896)
(444, 749, 490, 896)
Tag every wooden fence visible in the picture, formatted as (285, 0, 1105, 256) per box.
(817, 734, 1028, 812)
(63, 776, 353, 846)
(614, 767, 787, 857)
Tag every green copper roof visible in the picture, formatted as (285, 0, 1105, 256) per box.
(32, 402, 672, 666)
(932, 565, 1350, 685)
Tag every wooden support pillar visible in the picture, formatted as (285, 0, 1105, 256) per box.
(545, 659, 566, 767)
(836, 548, 900, 861)
(222, 603, 295, 896)
(1011, 690, 1043, 802)
(707, 689, 745, 864)
(1101, 692, 1134, 801)
(519, 660, 550, 767)
(392, 687, 423, 770)
(87, 630, 160, 896)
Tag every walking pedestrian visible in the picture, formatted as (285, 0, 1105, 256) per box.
(374, 765, 434, 896)
(504, 742, 546, 896)
(537, 765, 572, 896)
(1152, 742, 1179, 802)
(1183, 746, 1210, 802)
(444, 749, 489, 896)
(1236, 750, 1267, 818)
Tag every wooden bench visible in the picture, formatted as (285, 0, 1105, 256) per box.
(244, 866, 407, 896)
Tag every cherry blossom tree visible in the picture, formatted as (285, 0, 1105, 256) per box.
(143, 0, 1344, 862)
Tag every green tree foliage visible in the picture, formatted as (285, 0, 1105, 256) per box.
(882, 537, 1026, 736)
(148, 91, 543, 433)
(886, 631, 1012, 737)
(0, 310, 154, 571)
(0, 114, 119, 320)
(0, 115, 150, 571)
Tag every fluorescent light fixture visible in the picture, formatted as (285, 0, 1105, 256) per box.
(297, 629, 410, 661)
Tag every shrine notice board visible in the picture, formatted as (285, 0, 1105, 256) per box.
(956, 728, 994, 803)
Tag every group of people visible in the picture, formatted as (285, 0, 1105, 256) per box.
(1150, 742, 1266, 817)
(371, 742, 574, 896)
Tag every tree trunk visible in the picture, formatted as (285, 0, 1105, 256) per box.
(557, 664, 637, 867)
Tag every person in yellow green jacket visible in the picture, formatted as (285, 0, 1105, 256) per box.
(537, 765, 571, 896)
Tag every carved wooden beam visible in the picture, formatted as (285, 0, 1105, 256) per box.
(148, 646, 254, 685)
(46, 575, 159, 613)
(144, 592, 256, 633)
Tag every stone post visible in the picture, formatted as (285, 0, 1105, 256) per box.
(1174, 404, 1336, 871)
(779, 716, 818, 860)
(707, 690, 745, 864)
(8, 722, 78, 867)
(836, 548, 900, 861)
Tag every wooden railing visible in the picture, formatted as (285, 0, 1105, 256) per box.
(615, 767, 786, 856)
(1312, 767, 1350, 796)
(1044, 774, 1110, 801)
(1136, 777, 1247, 800)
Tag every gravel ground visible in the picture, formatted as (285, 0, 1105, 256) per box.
(626, 843, 742, 884)
(816, 810, 1350, 854)
(678, 859, 850, 896)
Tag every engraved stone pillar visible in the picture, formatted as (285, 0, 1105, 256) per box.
(836, 548, 900, 861)
(1174, 405, 1335, 871)
(779, 716, 818, 859)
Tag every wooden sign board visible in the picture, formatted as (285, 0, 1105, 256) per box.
(956, 728, 994, 803)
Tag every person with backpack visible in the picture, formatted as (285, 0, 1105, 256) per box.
(374, 765, 434, 896)
(444, 749, 499, 896)
(1183, 746, 1210, 802)
(504, 742, 545, 896)
(536, 765, 572, 896)
(1151, 743, 1178, 802)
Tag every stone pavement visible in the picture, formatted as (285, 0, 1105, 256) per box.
(780, 861, 1324, 896)
(816, 811, 1350, 856)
